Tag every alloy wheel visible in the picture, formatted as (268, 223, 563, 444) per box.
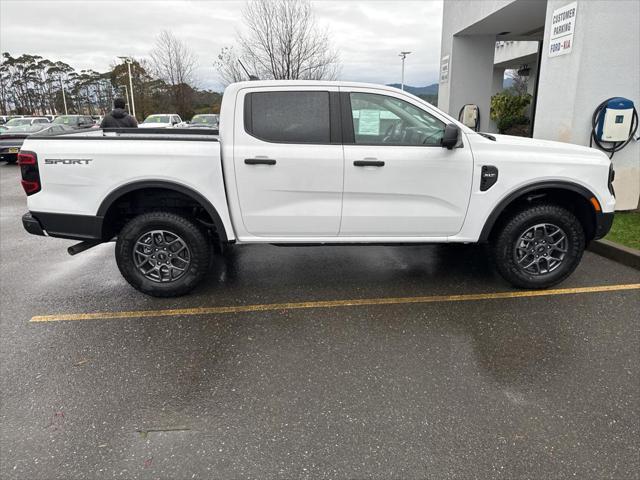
(133, 230, 191, 283)
(514, 223, 568, 275)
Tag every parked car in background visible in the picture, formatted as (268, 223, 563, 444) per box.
(188, 114, 219, 129)
(52, 115, 95, 129)
(139, 114, 182, 128)
(0, 123, 72, 163)
(3, 117, 50, 129)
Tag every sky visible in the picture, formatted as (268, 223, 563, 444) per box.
(0, 0, 443, 91)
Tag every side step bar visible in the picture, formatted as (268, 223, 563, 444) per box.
(67, 241, 103, 256)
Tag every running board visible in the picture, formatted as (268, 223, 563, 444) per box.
(67, 240, 103, 256)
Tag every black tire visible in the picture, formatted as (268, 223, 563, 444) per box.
(115, 211, 210, 297)
(491, 204, 586, 289)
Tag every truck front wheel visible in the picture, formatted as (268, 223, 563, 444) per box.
(491, 204, 586, 289)
(115, 212, 210, 297)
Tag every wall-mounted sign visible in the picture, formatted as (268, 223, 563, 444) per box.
(440, 55, 450, 83)
(548, 1, 577, 57)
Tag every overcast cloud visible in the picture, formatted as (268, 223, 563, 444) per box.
(0, 0, 443, 91)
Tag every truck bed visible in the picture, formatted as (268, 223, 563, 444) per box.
(22, 127, 233, 238)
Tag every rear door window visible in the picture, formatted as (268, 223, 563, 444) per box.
(245, 91, 330, 144)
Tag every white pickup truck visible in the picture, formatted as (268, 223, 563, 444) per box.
(19, 81, 615, 297)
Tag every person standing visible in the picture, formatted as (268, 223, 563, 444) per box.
(100, 98, 138, 128)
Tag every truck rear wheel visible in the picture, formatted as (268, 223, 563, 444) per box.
(491, 204, 586, 289)
(115, 211, 210, 297)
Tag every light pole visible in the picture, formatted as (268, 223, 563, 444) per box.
(59, 76, 68, 115)
(118, 56, 136, 119)
(399, 51, 412, 90)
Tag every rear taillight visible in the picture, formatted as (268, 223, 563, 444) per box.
(18, 151, 41, 195)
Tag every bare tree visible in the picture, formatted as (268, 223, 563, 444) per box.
(505, 69, 529, 96)
(150, 30, 199, 117)
(215, 0, 339, 85)
(215, 47, 247, 85)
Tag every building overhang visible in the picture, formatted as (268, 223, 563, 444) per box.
(455, 0, 547, 41)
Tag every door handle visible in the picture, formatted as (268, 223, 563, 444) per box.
(354, 160, 384, 167)
(245, 158, 276, 165)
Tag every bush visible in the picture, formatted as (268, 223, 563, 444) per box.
(490, 92, 532, 133)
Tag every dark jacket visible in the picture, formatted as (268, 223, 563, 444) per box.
(100, 108, 138, 128)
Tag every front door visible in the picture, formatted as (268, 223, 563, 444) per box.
(340, 89, 473, 237)
(233, 87, 343, 237)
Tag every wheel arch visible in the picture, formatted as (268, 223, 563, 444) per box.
(479, 181, 600, 242)
(97, 180, 228, 242)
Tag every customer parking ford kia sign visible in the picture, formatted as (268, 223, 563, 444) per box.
(548, 2, 577, 57)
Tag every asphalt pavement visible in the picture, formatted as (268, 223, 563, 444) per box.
(1, 161, 639, 479)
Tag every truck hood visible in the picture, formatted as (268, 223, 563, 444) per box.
(467, 132, 612, 171)
(487, 133, 602, 157)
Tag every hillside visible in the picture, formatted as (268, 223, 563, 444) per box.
(386, 83, 439, 96)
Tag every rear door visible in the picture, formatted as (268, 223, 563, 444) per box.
(233, 87, 343, 237)
(340, 88, 473, 237)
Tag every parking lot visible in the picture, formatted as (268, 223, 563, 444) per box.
(0, 161, 638, 479)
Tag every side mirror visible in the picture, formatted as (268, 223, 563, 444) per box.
(441, 123, 460, 149)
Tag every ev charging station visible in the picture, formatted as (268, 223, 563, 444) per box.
(591, 97, 638, 159)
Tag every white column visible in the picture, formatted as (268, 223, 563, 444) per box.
(443, 35, 496, 132)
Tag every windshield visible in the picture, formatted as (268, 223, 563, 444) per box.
(0, 124, 47, 134)
(191, 115, 218, 125)
(53, 116, 78, 125)
(143, 115, 170, 123)
(5, 118, 32, 127)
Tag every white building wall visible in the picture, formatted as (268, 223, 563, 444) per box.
(534, 0, 639, 209)
(438, 0, 513, 126)
(448, 35, 497, 131)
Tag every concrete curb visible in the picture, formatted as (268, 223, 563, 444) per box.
(588, 239, 640, 270)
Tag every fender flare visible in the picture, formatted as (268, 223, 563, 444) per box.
(97, 180, 228, 242)
(478, 180, 598, 242)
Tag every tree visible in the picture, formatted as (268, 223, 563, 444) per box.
(505, 69, 529, 96)
(215, 47, 246, 85)
(150, 30, 198, 118)
(0, 48, 214, 119)
(215, 0, 339, 85)
(490, 91, 532, 134)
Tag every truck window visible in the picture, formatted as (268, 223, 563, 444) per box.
(349, 92, 445, 146)
(246, 91, 330, 144)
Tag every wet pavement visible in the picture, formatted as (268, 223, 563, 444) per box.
(1, 161, 639, 479)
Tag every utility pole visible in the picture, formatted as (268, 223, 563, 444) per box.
(399, 51, 412, 91)
(59, 77, 68, 115)
(118, 56, 136, 119)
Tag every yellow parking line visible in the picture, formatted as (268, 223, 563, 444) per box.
(29, 283, 640, 323)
